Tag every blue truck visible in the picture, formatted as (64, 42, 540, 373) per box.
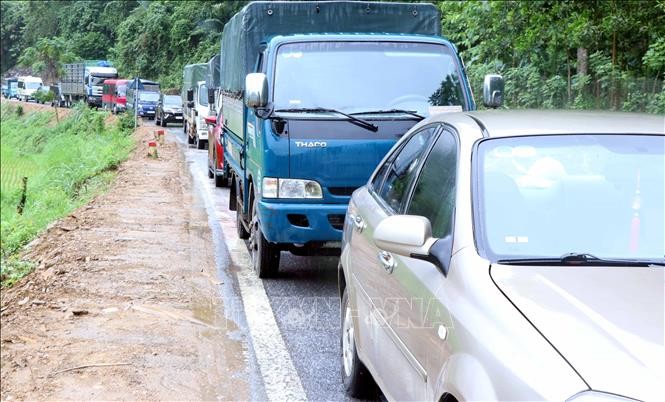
(219, 1, 502, 277)
(126, 79, 161, 119)
(2, 78, 18, 99)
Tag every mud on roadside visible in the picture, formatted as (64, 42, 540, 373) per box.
(0, 125, 249, 400)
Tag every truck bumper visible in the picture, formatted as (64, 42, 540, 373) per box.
(257, 200, 347, 244)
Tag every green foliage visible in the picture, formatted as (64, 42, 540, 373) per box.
(18, 37, 77, 83)
(441, 1, 665, 113)
(2, 0, 663, 113)
(0, 257, 34, 288)
(0, 103, 134, 286)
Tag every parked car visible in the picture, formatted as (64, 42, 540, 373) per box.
(205, 112, 228, 187)
(155, 94, 183, 127)
(339, 110, 664, 402)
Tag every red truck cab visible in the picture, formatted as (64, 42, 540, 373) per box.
(102, 79, 129, 113)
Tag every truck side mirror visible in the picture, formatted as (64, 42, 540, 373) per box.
(186, 89, 194, 102)
(245, 73, 268, 108)
(483, 74, 504, 108)
(208, 87, 215, 105)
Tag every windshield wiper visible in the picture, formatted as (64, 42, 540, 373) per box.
(350, 109, 425, 120)
(497, 253, 661, 267)
(273, 108, 378, 132)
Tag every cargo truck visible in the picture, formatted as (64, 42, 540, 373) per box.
(61, 60, 118, 107)
(126, 79, 160, 119)
(17, 76, 43, 102)
(220, 1, 503, 277)
(182, 63, 210, 149)
(2, 78, 18, 99)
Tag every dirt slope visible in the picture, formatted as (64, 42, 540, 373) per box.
(0, 126, 249, 400)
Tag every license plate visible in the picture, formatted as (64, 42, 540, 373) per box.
(175, 116, 182, 120)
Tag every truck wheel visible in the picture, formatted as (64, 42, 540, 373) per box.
(341, 286, 378, 399)
(207, 153, 214, 178)
(236, 207, 250, 239)
(249, 199, 280, 278)
(214, 153, 228, 188)
(196, 134, 205, 150)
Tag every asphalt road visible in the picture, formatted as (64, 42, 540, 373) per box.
(161, 121, 371, 401)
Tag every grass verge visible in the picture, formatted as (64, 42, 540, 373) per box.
(0, 102, 135, 287)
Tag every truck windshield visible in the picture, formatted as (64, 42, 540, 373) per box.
(26, 82, 41, 89)
(139, 92, 159, 102)
(273, 41, 468, 115)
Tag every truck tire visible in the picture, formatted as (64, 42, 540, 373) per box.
(196, 131, 205, 150)
(249, 198, 280, 278)
(236, 207, 250, 239)
(214, 153, 228, 188)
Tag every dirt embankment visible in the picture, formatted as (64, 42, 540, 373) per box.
(0, 126, 249, 400)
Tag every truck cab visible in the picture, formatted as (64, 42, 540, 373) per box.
(184, 81, 210, 149)
(17, 76, 43, 102)
(220, 1, 502, 277)
(102, 79, 129, 113)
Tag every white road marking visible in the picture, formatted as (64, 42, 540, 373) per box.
(179, 131, 307, 401)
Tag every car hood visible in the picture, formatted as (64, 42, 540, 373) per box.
(491, 264, 664, 401)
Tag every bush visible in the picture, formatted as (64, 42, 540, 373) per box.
(0, 103, 134, 286)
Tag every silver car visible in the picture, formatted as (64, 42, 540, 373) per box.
(339, 110, 664, 401)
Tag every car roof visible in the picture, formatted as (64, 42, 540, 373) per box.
(431, 110, 664, 137)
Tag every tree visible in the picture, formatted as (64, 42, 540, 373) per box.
(18, 37, 76, 83)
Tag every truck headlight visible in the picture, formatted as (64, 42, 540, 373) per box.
(262, 178, 322, 199)
(567, 391, 638, 402)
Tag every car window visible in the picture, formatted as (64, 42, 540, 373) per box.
(407, 130, 458, 238)
(378, 126, 437, 212)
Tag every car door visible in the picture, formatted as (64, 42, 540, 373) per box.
(349, 124, 439, 401)
(401, 128, 459, 399)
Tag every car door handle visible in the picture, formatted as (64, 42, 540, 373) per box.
(378, 250, 396, 273)
(349, 214, 365, 232)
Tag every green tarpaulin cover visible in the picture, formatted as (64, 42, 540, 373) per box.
(182, 63, 208, 99)
(207, 54, 222, 89)
(220, 1, 441, 93)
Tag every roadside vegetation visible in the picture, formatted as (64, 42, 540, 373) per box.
(0, 102, 134, 286)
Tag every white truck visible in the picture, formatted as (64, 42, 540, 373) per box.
(17, 76, 43, 102)
(182, 63, 209, 149)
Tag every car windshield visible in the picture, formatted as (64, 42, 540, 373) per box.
(139, 92, 159, 102)
(273, 41, 468, 116)
(164, 95, 181, 106)
(198, 84, 208, 106)
(476, 134, 664, 262)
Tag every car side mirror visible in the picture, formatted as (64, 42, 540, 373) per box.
(483, 74, 504, 108)
(186, 89, 194, 102)
(208, 87, 215, 105)
(244, 73, 268, 108)
(373, 215, 452, 275)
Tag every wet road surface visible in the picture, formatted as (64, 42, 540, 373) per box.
(163, 122, 367, 401)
